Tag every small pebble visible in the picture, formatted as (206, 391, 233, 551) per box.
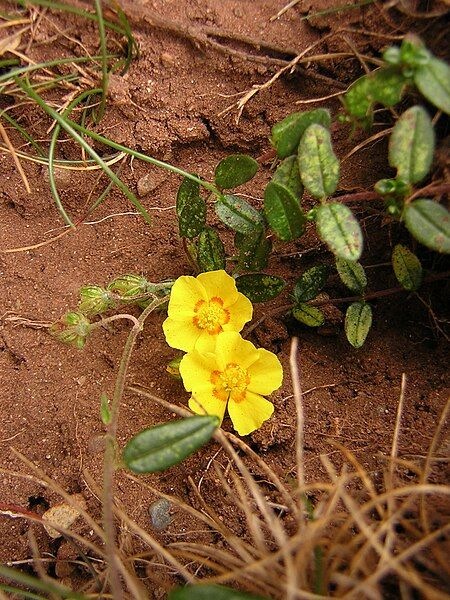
(137, 172, 167, 197)
(149, 498, 172, 530)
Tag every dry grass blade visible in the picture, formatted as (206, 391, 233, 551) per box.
(10, 447, 105, 541)
(289, 337, 306, 514)
(0, 120, 31, 193)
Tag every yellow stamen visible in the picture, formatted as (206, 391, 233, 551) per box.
(211, 362, 250, 403)
(193, 296, 230, 335)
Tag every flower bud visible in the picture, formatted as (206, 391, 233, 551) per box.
(166, 355, 182, 380)
(50, 312, 91, 349)
(108, 274, 149, 299)
(375, 178, 396, 196)
(79, 285, 114, 315)
(383, 46, 400, 66)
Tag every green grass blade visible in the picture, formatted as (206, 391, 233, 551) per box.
(0, 54, 118, 86)
(0, 583, 48, 600)
(49, 88, 102, 227)
(64, 117, 219, 195)
(16, 0, 125, 36)
(1, 110, 46, 156)
(16, 78, 152, 224)
(114, 4, 139, 73)
(0, 565, 89, 600)
(93, 0, 108, 122)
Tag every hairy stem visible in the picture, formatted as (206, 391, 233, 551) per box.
(102, 296, 168, 598)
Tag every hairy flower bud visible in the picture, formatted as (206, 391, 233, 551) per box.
(108, 274, 149, 299)
(50, 312, 91, 349)
(79, 285, 114, 316)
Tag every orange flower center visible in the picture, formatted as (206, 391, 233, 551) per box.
(211, 362, 250, 403)
(193, 296, 230, 335)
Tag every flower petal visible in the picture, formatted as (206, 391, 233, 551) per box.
(167, 275, 207, 319)
(189, 394, 227, 423)
(228, 391, 274, 436)
(163, 316, 200, 352)
(194, 330, 220, 354)
(215, 331, 260, 371)
(223, 292, 253, 333)
(197, 270, 238, 305)
(247, 348, 283, 395)
(179, 350, 217, 394)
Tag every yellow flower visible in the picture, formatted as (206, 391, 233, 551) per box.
(163, 270, 253, 353)
(179, 331, 283, 436)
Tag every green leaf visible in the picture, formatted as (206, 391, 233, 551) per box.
(335, 258, 367, 293)
(235, 228, 272, 272)
(370, 67, 407, 107)
(272, 155, 303, 199)
(197, 227, 226, 272)
(404, 199, 450, 254)
(100, 393, 111, 425)
(298, 124, 340, 199)
(214, 154, 259, 189)
(176, 177, 206, 239)
(389, 106, 435, 185)
(235, 274, 286, 303)
(169, 584, 267, 600)
(414, 56, 450, 115)
(123, 415, 219, 474)
(342, 75, 372, 119)
(292, 304, 325, 327)
(345, 302, 372, 348)
(392, 244, 423, 291)
(316, 203, 363, 261)
(343, 68, 407, 123)
(215, 194, 263, 234)
(270, 108, 331, 159)
(264, 181, 305, 241)
(293, 265, 328, 302)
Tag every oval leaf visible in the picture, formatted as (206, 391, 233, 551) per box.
(404, 199, 450, 254)
(345, 302, 372, 348)
(292, 303, 325, 327)
(197, 227, 226, 272)
(176, 177, 206, 239)
(271, 108, 331, 159)
(264, 181, 305, 242)
(272, 155, 303, 199)
(215, 194, 263, 234)
(298, 124, 340, 199)
(169, 584, 267, 600)
(235, 274, 285, 303)
(235, 228, 272, 272)
(389, 106, 435, 185)
(370, 67, 407, 107)
(343, 75, 372, 119)
(414, 57, 450, 115)
(316, 203, 363, 261)
(214, 154, 259, 189)
(335, 258, 367, 293)
(293, 265, 328, 303)
(123, 415, 219, 474)
(392, 244, 423, 291)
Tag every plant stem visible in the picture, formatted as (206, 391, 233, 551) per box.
(244, 270, 450, 335)
(89, 314, 140, 331)
(102, 296, 168, 599)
